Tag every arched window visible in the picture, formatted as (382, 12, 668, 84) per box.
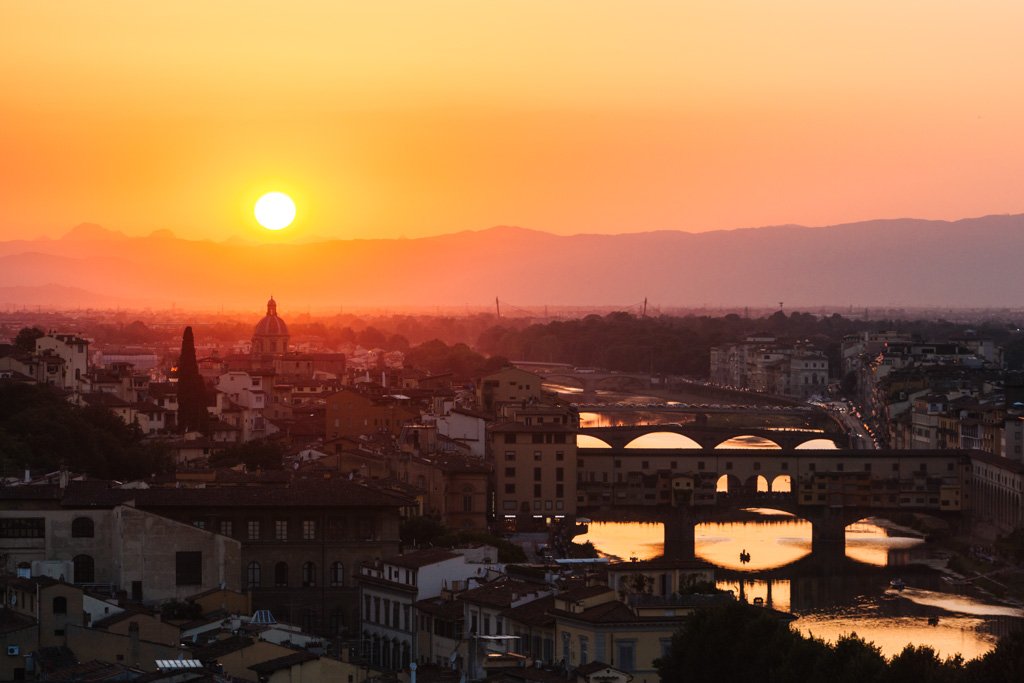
(71, 517, 94, 538)
(73, 555, 94, 583)
(274, 562, 289, 587)
(52, 596, 67, 615)
(302, 561, 316, 587)
(247, 561, 261, 589)
(330, 561, 345, 586)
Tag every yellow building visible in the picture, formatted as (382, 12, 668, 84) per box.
(490, 405, 578, 526)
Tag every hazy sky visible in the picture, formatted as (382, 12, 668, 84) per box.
(3, 1, 1023, 243)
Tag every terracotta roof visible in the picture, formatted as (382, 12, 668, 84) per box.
(0, 607, 35, 635)
(556, 585, 614, 602)
(458, 578, 549, 609)
(248, 651, 318, 674)
(190, 634, 256, 660)
(501, 595, 554, 628)
(385, 548, 459, 569)
(549, 600, 637, 624)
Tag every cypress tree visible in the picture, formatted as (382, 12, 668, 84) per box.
(176, 326, 209, 434)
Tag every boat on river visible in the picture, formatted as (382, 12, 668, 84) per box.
(890, 578, 906, 591)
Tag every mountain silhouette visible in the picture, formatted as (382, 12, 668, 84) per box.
(1, 214, 1022, 310)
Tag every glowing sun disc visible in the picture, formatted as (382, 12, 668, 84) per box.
(254, 192, 296, 230)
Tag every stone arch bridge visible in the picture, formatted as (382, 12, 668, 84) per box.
(580, 423, 849, 450)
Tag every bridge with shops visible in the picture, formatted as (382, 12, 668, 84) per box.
(575, 434, 971, 560)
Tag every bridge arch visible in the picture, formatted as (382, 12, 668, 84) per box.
(770, 474, 792, 493)
(577, 434, 613, 448)
(714, 435, 782, 450)
(716, 474, 742, 493)
(794, 437, 840, 450)
(624, 432, 702, 449)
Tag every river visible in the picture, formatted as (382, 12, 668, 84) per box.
(553, 383, 1024, 661)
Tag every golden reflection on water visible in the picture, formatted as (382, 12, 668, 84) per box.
(795, 612, 997, 661)
(579, 518, 925, 568)
(696, 519, 812, 570)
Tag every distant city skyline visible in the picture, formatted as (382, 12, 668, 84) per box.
(2, 1, 1024, 243)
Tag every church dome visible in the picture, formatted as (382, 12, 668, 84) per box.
(252, 297, 289, 355)
(254, 297, 289, 337)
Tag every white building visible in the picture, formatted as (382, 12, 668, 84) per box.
(359, 548, 499, 671)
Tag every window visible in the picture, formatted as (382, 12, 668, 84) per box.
(302, 561, 316, 587)
(330, 561, 345, 586)
(505, 451, 516, 461)
(275, 519, 288, 540)
(220, 520, 233, 536)
(505, 484, 515, 494)
(192, 520, 206, 530)
(534, 484, 542, 497)
(616, 640, 636, 672)
(504, 433, 516, 444)
(0, 518, 45, 538)
(52, 596, 67, 615)
(579, 635, 589, 665)
(303, 520, 316, 540)
(175, 551, 202, 586)
(275, 562, 289, 587)
(248, 520, 261, 540)
(73, 554, 94, 583)
(556, 484, 564, 497)
(556, 451, 564, 461)
(533, 451, 542, 461)
(247, 561, 261, 588)
(505, 467, 516, 477)
(71, 517, 94, 538)
(556, 467, 564, 481)
(463, 495, 473, 512)
(534, 467, 542, 481)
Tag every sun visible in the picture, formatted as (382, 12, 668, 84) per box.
(254, 192, 296, 230)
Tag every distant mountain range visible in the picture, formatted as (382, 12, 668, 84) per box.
(0, 214, 1022, 311)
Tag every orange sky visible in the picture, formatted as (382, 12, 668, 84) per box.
(3, 1, 1024, 243)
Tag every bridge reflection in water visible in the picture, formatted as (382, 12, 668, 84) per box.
(577, 516, 925, 570)
(579, 518, 1023, 660)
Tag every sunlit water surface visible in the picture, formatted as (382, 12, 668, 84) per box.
(578, 518, 1022, 660)
(562, 395, 1023, 660)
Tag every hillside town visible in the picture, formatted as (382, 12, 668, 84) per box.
(0, 300, 1022, 682)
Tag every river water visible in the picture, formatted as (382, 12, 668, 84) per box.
(554, 384, 1024, 661)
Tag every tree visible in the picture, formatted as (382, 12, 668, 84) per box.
(176, 326, 209, 434)
(13, 326, 44, 353)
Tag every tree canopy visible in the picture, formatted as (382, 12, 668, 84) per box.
(656, 602, 1023, 683)
(0, 383, 170, 480)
